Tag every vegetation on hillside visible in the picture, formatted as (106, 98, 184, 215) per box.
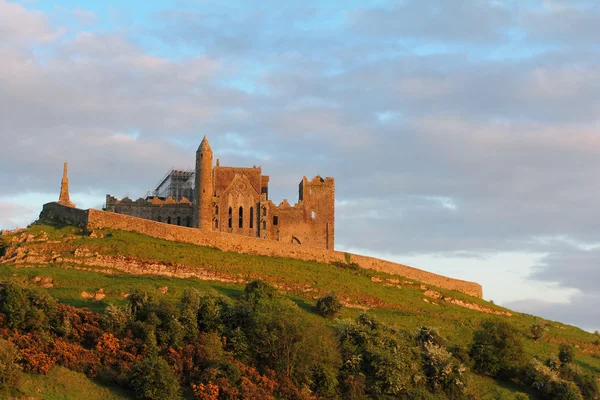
(0, 224, 598, 399)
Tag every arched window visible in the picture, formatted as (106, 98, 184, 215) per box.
(214, 218, 219, 229)
(262, 220, 267, 230)
(177, 216, 181, 226)
(215, 205, 219, 215)
(239, 206, 244, 228)
(273, 216, 278, 226)
(167, 216, 171, 224)
(228, 207, 232, 228)
(262, 207, 267, 216)
(311, 210, 316, 219)
(250, 207, 254, 229)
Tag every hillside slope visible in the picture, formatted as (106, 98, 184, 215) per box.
(0, 223, 599, 399)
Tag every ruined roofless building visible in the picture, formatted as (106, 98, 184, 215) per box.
(105, 137, 335, 250)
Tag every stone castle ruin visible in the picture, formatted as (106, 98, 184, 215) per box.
(37, 150, 483, 298)
(105, 137, 335, 250)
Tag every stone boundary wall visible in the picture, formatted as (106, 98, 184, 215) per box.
(40, 202, 483, 298)
(39, 202, 90, 228)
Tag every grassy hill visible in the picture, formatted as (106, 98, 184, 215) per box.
(1, 223, 599, 399)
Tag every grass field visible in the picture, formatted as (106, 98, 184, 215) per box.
(1, 223, 599, 399)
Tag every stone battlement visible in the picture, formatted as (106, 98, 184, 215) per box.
(39, 202, 483, 298)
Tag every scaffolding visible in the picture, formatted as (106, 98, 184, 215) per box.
(146, 169, 195, 201)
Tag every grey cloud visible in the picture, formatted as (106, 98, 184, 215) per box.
(504, 295, 600, 333)
(347, 0, 513, 43)
(522, 2, 600, 45)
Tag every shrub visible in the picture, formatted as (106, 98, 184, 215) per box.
(415, 326, 446, 348)
(558, 343, 576, 364)
(244, 280, 277, 305)
(0, 339, 21, 392)
(545, 354, 560, 371)
(130, 356, 182, 400)
(315, 293, 343, 318)
(530, 322, 547, 340)
(523, 359, 583, 400)
(338, 314, 421, 396)
(102, 303, 132, 335)
(0, 281, 28, 329)
(422, 342, 467, 396)
(248, 298, 341, 389)
(469, 319, 526, 377)
(573, 370, 599, 399)
(448, 345, 472, 368)
(180, 288, 201, 341)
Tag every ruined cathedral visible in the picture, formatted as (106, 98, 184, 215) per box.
(105, 137, 335, 250)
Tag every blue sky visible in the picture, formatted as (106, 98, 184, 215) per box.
(2, 0, 600, 332)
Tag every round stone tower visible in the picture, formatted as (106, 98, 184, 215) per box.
(194, 136, 213, 229)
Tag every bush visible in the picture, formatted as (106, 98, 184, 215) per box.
(422, 342, 467, 396)
(315, 294, 343, 318)
(448, 345, 472, 368)
(559, 343, 576, 364)
(469, 319, 526, 377)
(338, 314, 421, 397)
(524, 359, 583, 400)
(130, 356, 182, 400)
(0, 339, 21, 392)
(248, 298, 341, 389)
(530, 322, 547, 340)
(244, 280, 277, 305)
(102, 303, 132, 335)
(573, 370, 599, 399)
(415, 326, 446, 348)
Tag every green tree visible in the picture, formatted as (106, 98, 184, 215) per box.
(130, 356, 181, 400)
(469, 319, 526, 377)
(0, 280, 29, 329)
(247, 298, 340, 390)
(0, 339, 21, 393)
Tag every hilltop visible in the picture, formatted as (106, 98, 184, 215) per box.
(0, 223, 599, 399)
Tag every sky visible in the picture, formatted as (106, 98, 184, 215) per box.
(1, 0, 600, 332)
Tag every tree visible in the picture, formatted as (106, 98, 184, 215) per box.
(315, 293, 343, 318)
(130, 356, 182, 400)
(0, 339, 21, 393)
(469, 319, 526, 377)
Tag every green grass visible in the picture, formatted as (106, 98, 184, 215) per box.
(2, 223, 600, 398)
(11, 366, 130, 400)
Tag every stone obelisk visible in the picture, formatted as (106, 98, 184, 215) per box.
(58, 162, 76, 208)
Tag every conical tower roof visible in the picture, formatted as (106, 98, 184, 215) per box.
(197, 136, 212, 153)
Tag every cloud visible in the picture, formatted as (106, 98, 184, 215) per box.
(505, 295, 600, 333)
(1, 0, 600, 331)
(347, 0, 513, 43)
(0, 0, 63, 44)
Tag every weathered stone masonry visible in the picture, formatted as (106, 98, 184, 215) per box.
(39, 202, 483, 298)
(105, 136, 335, 250)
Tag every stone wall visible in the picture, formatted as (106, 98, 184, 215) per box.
(39, 202, 90, 227)
(105, 195, 193, 227)
(39, 203, 482, 298)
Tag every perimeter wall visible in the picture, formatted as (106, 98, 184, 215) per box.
(40, 202, 483, 298)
